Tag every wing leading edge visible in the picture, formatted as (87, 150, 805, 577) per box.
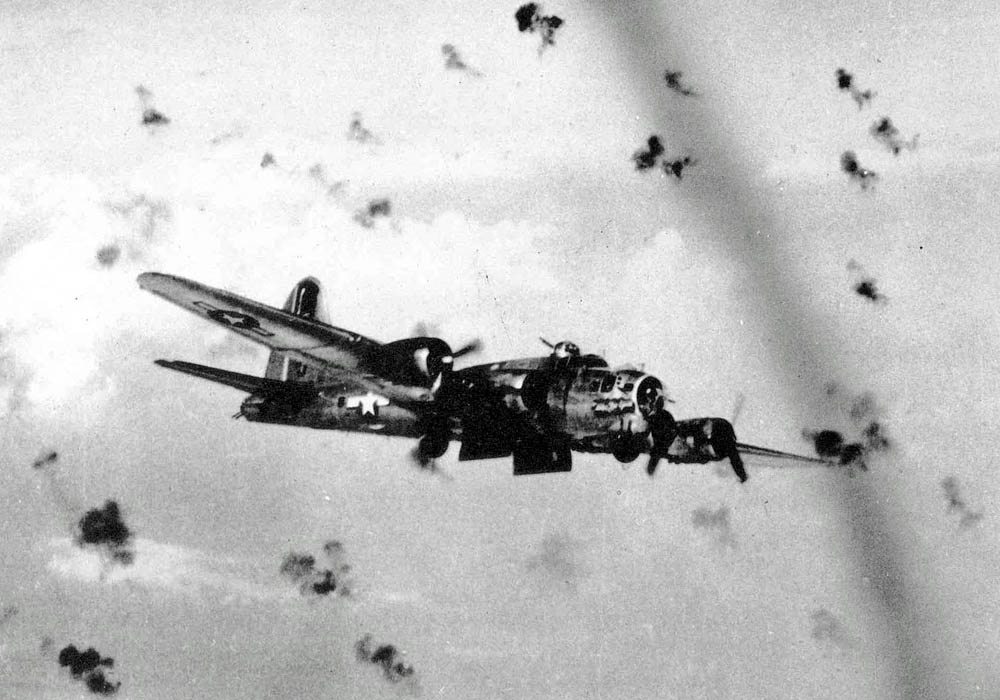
(735, 442, 831, 466)
(138, 273, 382, 371)
(139, 272, 443, 405)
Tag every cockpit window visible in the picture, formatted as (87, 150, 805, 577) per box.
(599, 374, 615, 393)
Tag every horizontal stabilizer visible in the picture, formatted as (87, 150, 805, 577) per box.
(154, 360, 313, 397)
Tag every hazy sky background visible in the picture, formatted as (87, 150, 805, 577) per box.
(3, 1, 1000, 698)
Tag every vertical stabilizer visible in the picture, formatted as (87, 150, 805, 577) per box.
(265, 277, 330, 382)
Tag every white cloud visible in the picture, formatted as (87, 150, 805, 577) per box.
(0, 140, 560, 419)
(47, 537, 285, 604)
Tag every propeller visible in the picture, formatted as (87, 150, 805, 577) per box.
(645, 396, 676, 476)
(407, 445, 454, 480)
(401, 327, 483, 396)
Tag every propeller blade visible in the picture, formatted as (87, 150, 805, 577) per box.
(408, 445, 454, 480)
(451, 339, 482, 359)
(539, 336, 555, 349)
(646, 454, 660, 476)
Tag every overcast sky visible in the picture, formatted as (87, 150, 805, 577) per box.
(3, 1, 1000, 698)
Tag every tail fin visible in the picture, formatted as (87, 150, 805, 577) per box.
(265, 277, 330, 382)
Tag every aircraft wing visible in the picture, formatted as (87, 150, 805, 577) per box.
(139, 273, 439, 404)
(153, 359, 315, 397)
(735, 442, 832, 466)
(138, 273, 381, 367)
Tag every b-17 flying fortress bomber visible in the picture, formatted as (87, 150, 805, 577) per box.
(138, 273, 826, 482)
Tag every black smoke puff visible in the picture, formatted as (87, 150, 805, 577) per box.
(663, 156, 695, 180)
(835, 68, 874, 108)
(812, 430, 845, 459)
(354, 198, 392, 228)
(632, 135, 665, 171)
(347, 112, 380, 144)
(58, 645, 120, 695)
(515, 4, 537, 31)
(356, 634, 416, 683)
(840, 151, 877, 189)
(76, 501, 135, 565)
(515, 3, 564, 53)
(870, 117, 918, 155)
(279, 543, 352, 597)
(441, 44, 481, 75)
(835, 68, 853, 91)
(95, 245, 121, 268)
(32, 450, 59, 469)
(664, 70, 698, 96)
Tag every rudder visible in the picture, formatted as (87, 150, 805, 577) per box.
(265, 277, 330, 381)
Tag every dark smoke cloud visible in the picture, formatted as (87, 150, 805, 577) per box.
(631, 136, 695, 180)
(355, 634, 417, 685)
(848, 260, 887, 305)
(663, 156, 696, 180)
(810, 608, 854, 649)
(663, 70, 698, 96)
(804, 386, 892, 472)
(870, 117, 918, 156)
(347, 112, 380, 144)
(354, 198, 392, 228)
(260, 152, 276, 168)
(58, 644, 121, 695)
(835, 68, 875, 109)
(279, 540, 353, 598)
(840, 151, 877, 189)
(515, 3, 564, 55)
(941, 477, 984, 529)
(632, 135, 665, 171)
(441, 44, 482, 76)
(76, 500, 135, 566)
(803, 427, 887, 472)
(95, 245, 121, 268)
(811, 430, 844, 459)
(691, 505, 736, 548)
(853, 279, 884, 304)
(31, 450, 59, 470)
(141, 109, 170, 126)
(135, 85, 170, 127)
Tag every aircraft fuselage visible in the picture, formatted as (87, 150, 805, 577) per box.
(238, 357, 668, 456)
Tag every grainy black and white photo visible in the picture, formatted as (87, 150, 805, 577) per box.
(1, 2, 998, 699)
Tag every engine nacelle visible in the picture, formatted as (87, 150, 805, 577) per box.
(377, 337, 456, 390)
